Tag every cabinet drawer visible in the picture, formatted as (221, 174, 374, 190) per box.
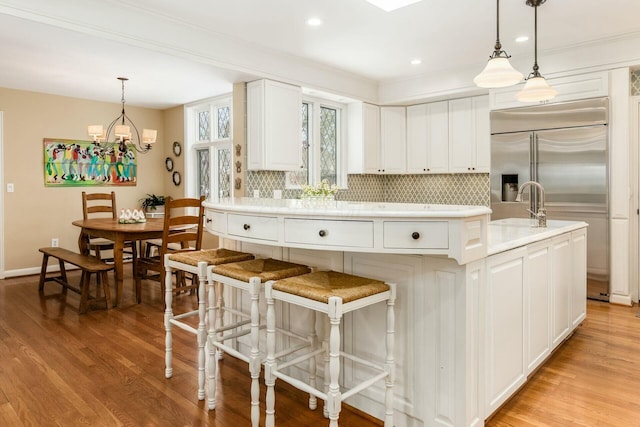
(284, 218, 373, 248)
(205, 210, 226, 234)
(383, 221, 449, 249)
(228, 214, 278, 241)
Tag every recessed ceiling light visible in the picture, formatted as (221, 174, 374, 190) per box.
(306, 17, 323, 27)
(410, 58, 422, 65)
(366, 0, 423, 12)
(516, 36, 529, 43)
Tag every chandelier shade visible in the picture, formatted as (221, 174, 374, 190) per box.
(474, 0, 523, 88)
(88, 77, 156, 153)
(516, 0, 557, 102)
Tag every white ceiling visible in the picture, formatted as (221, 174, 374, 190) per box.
(0, 0, 639, 109)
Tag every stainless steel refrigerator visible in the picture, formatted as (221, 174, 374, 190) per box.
(490, 97, 609, 301)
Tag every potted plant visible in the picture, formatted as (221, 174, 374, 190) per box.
(140, 194, 166, 213)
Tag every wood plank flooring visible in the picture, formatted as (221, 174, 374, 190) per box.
(1, 269, 639, 426)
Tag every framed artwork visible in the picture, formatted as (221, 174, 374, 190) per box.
(44, 138, 137, 187)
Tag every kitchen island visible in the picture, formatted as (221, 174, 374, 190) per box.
(203, 198, 587, 426)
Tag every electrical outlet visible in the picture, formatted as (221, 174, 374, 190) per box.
(51, 238, 59, 247)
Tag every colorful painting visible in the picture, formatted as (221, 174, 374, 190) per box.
(44, 138, 137, 187)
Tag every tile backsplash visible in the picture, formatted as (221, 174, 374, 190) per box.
(246, 171, 490, 206)
(632, 69, 640, 96)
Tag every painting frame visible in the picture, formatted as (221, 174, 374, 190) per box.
(44, 138, 137, 187)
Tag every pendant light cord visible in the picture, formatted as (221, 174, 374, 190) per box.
(494, 0, 501, 51)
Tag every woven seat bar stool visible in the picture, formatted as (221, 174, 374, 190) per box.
(207, 258, 312, 426)
(264, 271, 396, 427)
(163, 248, 255, 401)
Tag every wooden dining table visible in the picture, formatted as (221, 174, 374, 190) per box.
(72, 218, 164, 307)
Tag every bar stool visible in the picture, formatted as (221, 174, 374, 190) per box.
(207, 258, 312, 426)
(264, 270, 396, 427)
(163, 248, 255, 400)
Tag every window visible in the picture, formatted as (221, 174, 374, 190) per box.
(186, 95, 232, 200)
(286, 97, 346, 189)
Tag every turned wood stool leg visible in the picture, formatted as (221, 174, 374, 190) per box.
(207, 274, 218, 410)
(196, 261, 207, 401)
(249, 277, 261, 427)
(164, 259, 174, 379)
(326, 297, 342, 427)
(265, 282, 276, 427)
(384, 286, 396, 427)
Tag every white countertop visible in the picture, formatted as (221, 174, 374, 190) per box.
(203, 197, 492, 219)
(488, 218, 588, 255)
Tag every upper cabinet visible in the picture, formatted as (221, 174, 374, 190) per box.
(247, 79, 302, 171)
(379, 106, 407, 174)
(347, 102, 380, 174)
(448, 95, 490, 173)
(490, 71, 608, 111)
(406, 101, 449, 174)
(348, 104, 406, 174)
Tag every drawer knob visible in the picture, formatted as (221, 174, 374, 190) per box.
(411, 232, 420, 240)
(319, 230, 327, 237)
(243, 224, 251, 231)
(206, 218, 212, 223)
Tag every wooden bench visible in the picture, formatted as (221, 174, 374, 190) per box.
(38, 247, 114, 314)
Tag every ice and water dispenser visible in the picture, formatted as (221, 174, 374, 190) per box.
(501, 174, 518, 202)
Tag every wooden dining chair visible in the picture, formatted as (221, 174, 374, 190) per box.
(81, 191, 137, 263)
(134, 196, 205, 306)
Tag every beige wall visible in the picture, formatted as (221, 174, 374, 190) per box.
(1, 87, 170, 273)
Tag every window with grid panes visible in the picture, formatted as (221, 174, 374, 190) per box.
(286, 98, 345, 189)
(186, 96, 232, 200)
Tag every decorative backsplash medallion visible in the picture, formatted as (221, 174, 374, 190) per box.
(247, 171, 490, 207)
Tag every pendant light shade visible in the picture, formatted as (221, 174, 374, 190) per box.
(516, 0, 557, 102)
(516, 76, 557, 102)
(474, 0, 523, 88)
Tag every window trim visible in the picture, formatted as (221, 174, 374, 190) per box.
(185, 94, 233, 200)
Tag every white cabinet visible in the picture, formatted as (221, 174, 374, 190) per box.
(525, 240, 551, 374)
(348, 105, 406, 174)
(448, 96, 490, 173)
(347, 102, 380, 174)
(379, 106, 407, 174)
(406, 101, 449, 174)
(551, 233, 572, 348)
(485, 247, 527, 415)
(484, 228, 587, 419)
(490, 71, 609, 110)
(571, 229, 587, 328)
(247, 79, 302, 171)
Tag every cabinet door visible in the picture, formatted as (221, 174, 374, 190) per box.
(551, 233, 572, 348)
(485, 247, 526, 416)
(526, 240, 551, 374)
(247, 79, 302, 171)
(571, 229, 587, 328)
(448, 98, 474, 173)
(380, 106, 406, 174)
(362, 103, 381, 173)
(407, 102, 449, 174)
(347, 102, 380, 174)
(406, 104, 428, 173)
(473, 95, 490, 173)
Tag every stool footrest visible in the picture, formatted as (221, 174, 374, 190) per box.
(273, 371, 327, 401)
(212, 341, 250, 364)
(275, 347, 324, 372)
(169, 319, 198, 335)
(342, 371, 388, 401)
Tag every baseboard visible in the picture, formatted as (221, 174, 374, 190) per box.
(609, 293, 633, 306)
(4, 264, 81, 279)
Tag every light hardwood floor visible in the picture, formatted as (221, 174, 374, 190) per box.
(1, 269, 639, 426)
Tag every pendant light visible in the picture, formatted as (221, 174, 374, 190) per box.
(516, 0, 557, 102)
(474, 0, 523, 88)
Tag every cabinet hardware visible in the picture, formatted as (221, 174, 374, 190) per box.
(411, 232, 420, 240)
(243, 224, 251, 230)
(318, 230, 327, 237)
(206, 218, 212, 223)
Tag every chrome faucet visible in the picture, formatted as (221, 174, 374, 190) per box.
(515, 181, 547, 227)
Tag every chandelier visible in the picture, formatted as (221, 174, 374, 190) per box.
(88, 77, 157, 153)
